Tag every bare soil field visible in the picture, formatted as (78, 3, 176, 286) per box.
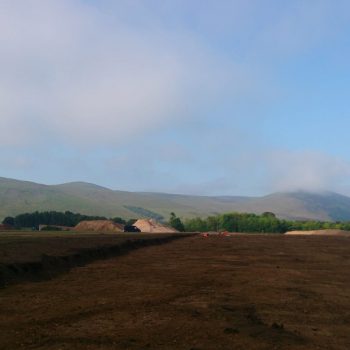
(0, 231, 181, 264)
(1, 234, 350, 349)
(0, 231, 185, 286)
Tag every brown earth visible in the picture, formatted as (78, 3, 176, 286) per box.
(1, 234, 350, 349)
(0, 231, 180, 265)
(0, 231, 185, 286)
(74, 220, 124, 232)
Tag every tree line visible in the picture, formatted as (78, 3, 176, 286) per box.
(2, 211, 108, 229)
(175, 212, 350, 233)
(1, 211, 140, 230)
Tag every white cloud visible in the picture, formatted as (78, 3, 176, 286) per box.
(265, 150, 350, 193)
(2, 0, 345, 148)
(0, 0, 257, 148)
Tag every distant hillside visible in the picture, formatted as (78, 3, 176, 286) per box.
(1, 177, 350, 221)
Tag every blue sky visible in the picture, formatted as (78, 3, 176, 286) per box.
(1, 0, 350, 195)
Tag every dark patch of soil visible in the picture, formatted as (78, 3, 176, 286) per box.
(0, 232, 190, 287)
(1, 234, 350, 349)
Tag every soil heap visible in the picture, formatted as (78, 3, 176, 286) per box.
(74, 220, 124, 232)
(285, 229, 350, 235)
(133, 219, 178, 233)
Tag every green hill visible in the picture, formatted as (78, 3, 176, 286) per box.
(1, 177, 350, 221)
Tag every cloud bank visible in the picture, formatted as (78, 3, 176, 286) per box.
(266, 151, 350, 194)
(0, 0, 256, 147)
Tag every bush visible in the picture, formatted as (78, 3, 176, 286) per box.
(2, 216, 15, 226)
(169, 212, 185, 232)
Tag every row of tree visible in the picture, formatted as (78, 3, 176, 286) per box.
(2, 211, 108, 229)
(170, 212, 350, 233)
(2, 211, 145, 230)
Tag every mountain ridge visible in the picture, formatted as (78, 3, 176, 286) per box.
(1, 177, 350, 221)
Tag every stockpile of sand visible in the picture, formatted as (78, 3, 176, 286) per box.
(133, 219, 178, 233)
(74, 220, 124, 232)
(285, 229, 350, 236)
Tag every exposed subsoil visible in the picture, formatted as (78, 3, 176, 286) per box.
(1, 234, 350, 349)
(285, 229, 350, 235)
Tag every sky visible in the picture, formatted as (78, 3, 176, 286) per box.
(1, 0, 350, 196)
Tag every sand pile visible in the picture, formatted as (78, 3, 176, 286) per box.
(133, 219, 178, 233)
(74, 220, 124, 232)
(285, 229, 350, 236)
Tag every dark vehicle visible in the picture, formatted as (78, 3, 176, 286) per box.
(123, 225, 141, 232)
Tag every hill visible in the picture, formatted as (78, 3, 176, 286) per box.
(1, 177, 350, 221)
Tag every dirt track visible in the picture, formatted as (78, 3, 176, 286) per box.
(1, 234, 350, 349)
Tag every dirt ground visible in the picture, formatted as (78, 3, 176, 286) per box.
(0, 231, 184, 287)
(1, 234, 350, 350)
(0, 231, 177, 264)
